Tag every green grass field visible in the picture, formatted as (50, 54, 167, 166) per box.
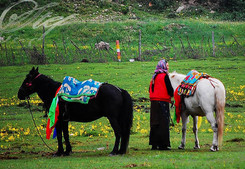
(0, 58, 244, 168)
(1, 19, 245, 65)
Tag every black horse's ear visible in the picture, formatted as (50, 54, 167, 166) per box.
(36, 67, 39, 72)
(31, 67, 35, 71)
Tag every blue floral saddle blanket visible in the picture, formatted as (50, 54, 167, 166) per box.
(57, 76, 103, 104)
(178, 70, 209, 96)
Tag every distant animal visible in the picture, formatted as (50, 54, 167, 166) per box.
(95, 41, 110, 50)
(169, 71, 225, 151)
(18, 67, 133, 156)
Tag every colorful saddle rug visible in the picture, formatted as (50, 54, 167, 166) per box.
(178, 70, 209, 96)
(46, 77, 102, 139)
(58, 76, 102, 104)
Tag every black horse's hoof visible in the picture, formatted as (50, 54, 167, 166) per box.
(118, 150, 126, 155)
(53, 151, 64, 157)
(64, 150, 72, 156)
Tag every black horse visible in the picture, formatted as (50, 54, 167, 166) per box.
(18, 67, 133, 156)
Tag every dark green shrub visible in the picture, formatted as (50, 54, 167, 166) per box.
(0, 0, 18, 9)
(150, 0, 174, 10)
(217, 0, 245, 21)
(121, 5, 129, 14)
(167, 12, 178, 18)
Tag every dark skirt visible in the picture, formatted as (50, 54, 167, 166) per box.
(149, 101, 170, 147)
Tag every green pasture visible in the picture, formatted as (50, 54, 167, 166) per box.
(0, 57, 244, 168)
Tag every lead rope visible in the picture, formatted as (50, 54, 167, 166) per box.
(26, 98, 55, 152)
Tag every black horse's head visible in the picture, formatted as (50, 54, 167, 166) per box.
(18, 67, 40, 100)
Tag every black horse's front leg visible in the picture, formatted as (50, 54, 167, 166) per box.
(63, 121, 72, 156)
(54, 120, 64, 156)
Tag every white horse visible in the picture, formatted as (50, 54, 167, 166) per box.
(169, 72, 226, 151)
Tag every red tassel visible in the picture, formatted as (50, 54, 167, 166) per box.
(174, 86, 181, 123)
(46, 119, 52, 139)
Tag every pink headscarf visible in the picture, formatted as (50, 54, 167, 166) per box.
(152, 59, 168, 80)
(151, 59, 168, 92)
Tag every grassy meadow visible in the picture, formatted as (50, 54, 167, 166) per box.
(0, 58, 244, 168)
(1, 19, 245, 65)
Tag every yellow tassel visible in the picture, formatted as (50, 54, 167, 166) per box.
(197, 116, 202, 129)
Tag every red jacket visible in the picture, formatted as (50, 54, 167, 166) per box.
(149, 73, 172, 103)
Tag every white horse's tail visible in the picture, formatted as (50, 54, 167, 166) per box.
(213, 79, 226, 146)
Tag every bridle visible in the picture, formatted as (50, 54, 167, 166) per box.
(25, 73, 42, 87)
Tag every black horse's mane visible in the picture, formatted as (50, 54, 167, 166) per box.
(34, 74, 61, 109)
(39, 74, 62, 86)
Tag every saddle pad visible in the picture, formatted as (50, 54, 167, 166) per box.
(58, 76, 102, 104)
(46, 77, 102, 139)
(178, 70, 209, 96)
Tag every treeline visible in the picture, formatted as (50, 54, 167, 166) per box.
(1, 0, 245, 21)
(138, 0, 245, 20)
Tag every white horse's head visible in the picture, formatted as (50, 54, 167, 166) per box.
(169, 71, 186, 90)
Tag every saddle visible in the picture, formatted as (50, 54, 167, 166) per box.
(46, 77, 103, 139)
(58, 76, 103, 104)
(178, 70, 210, 97)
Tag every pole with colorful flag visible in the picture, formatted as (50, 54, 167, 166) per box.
(116, 40, 121, 62)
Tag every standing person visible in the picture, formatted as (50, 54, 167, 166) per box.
(149, 59, 174, 150)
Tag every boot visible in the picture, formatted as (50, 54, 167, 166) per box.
(159, 145, 171, 150)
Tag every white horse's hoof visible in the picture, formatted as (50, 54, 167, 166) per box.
(210, 146, 219, 152)
(108, 152, 118, 157)
(194, 146, 200, 149)
(178, 146, 185, 150)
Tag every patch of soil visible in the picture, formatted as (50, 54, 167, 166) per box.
(226, 138, 245, 142)
(0, 150, 55, 158)
(124, 164, 137, 168)
(225, 103, 243, 108)
(133, 104, 150, 113)
(0, 155, 18, 160)
(133, 97, 149, 102)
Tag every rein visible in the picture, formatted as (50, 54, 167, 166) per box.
(26, 97, 55, 152)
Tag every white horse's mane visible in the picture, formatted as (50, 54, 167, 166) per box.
(169, 71, 186, 90)
(170, 71, 185, 76)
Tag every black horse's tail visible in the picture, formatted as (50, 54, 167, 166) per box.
(119, 89, 133, 154)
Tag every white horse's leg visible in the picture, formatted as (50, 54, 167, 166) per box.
(179, 113, 188, 149)
(192, 116, 200, 149)
(206, 112, 219, 151)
